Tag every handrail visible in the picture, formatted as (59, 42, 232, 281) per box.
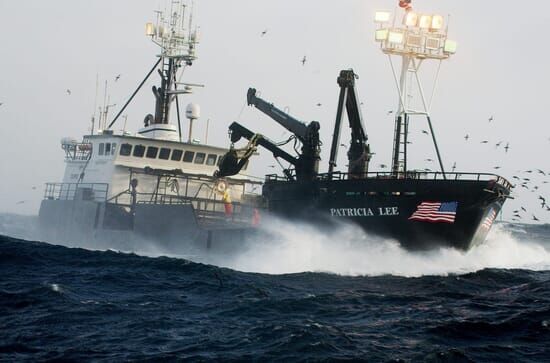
(43, 183, 109, 202)
(265, 171, 513, 190)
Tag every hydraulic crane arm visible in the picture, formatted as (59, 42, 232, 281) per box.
(328, 69, 371, 177)
(246, 88, 321, 181)
(216, 122, 298, 179)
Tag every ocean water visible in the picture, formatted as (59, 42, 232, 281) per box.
(1, 215, 549, 361)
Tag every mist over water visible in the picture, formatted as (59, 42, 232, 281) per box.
(211, 218, 550, 277)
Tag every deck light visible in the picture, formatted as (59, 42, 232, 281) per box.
(388, 31, 404, 45)
(419, 15, 432, 29)
(404, 11, 419, 27)
(145, 22, 155, 36)
(431, 15, 444, 31)
(444, 39, 457, 54)
(375, 29, 389, 41)
(375, 11, 392, 23)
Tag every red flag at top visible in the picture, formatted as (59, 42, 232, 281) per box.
(399, 0, 412, 9)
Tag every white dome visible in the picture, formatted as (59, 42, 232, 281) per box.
(186, 103, 200, 120)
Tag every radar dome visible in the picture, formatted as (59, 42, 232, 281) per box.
(186, 103, 201, 120)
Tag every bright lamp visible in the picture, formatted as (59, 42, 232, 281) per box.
(375, 29, 389, 41)
(404, 11, 418, 27)
(388, 31, 404, 45)
(419, 15, 432, 29)
(444, 40, 457, 54)
(431, 15, 444, 30)
(375, 11, 392, 23)
(145, 23, 155, 36)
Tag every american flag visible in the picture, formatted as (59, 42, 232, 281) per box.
(481, 209, 497, 230)
(408, 201, 458, 224)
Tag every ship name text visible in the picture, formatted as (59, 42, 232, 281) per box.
(330, 207, 399, 217)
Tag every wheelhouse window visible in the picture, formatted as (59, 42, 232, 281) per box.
(105, 143, 111, 155)
(194, 152, 206, 164)
(146, 146, 159, 159)
(183, 151, 195, 163)
(159, 148, 171, 160)
(171, 149, 183, 161)
(206, 154, 217, 166)
(98, 143, 105, 156)
(120, 143, 132, 156)
(133, 145, 146, 157)
(217, 155, 222, 166)
(111, 143, 117, 155)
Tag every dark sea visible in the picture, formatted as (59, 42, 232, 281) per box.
(1, 214, 549, 362)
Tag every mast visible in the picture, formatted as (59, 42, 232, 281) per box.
(374, 1, 457, 178)
(148, 1, 199, 126)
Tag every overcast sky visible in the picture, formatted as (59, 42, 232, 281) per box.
(0, 0, 549, 223)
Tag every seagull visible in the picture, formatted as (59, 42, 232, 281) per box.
(521, 207, 527, 212)
(379, 164, 387, 169)
(494, 166, 501, 170)
(480, 140, 489, 144)
(387, 110, 394, 115)
(451, 162, 457, 172)
(504, 142, 510, 153)
(537, 169, 546, 176)
(525, 170, 533, 174)
(425, 158, 434, 162)
(66, 89, 71, 95)
(115, 74, 121, 82)
(533, 215, 540, 222)
(464, 134, 470, 141)
(0, 102, 3, 107)
(488, 115, 494, 122)
(495, 141, 503, 148)
(421, 130, 429, 135)
(301, 56, 307, 66)
(261, 29, 268, 37)
(16, 200, 26, 205)
(316, 103, 322, 107)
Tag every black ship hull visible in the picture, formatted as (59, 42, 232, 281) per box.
(262, 172, 512, 250)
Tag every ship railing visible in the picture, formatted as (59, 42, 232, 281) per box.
(265, 171, 513, 190)
(43, 183, 109, 202)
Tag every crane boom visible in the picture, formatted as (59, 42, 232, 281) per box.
(246, 88, 321, 181)
(328, 69, 371, 178)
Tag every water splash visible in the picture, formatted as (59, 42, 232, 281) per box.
(213, 218, 550, 277)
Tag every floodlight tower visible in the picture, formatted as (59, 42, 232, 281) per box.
(374, 1, 457, 178)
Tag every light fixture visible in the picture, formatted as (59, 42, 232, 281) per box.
(145, 22, 155, 36)
(425, 37, 441, 50)
(431, 15, 444, 31)
(375, 11, 392, 23)
(419, 15, 432, 29)
(404, 11, 419, 27)
(444, 39, 457, 54)
(375, 29, 389, 42)
(406, 34, 423, 48)
(388, 31, 404, 45)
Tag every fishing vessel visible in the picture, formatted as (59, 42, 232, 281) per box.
(38, 2, 263, 252)
(39, 0, 512, 252)
(215, 0, 512, 250)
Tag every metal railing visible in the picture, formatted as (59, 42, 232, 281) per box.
(43, 183, 109, 202)
(265, 171, 513, 190)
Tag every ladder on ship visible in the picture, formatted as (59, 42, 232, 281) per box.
(391, 113, 409, 175)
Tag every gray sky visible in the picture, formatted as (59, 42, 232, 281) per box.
(0, 0, 549, 223)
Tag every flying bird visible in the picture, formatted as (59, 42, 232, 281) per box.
(115, 74, 121, 82)
(316, 103, 322, 107)
(421, 130, 429, 135)
(494, 166, 501, 170)
(504, 143, 510, 153)
(495, 141, 503, 148)
(387, 110, 394, 115)
(464, 134, 470, 141)
(425, 158, 434, 162)
(301, 56, 307, 66)
(379, 164, 387, 169)
(451, 162, 457, 172)
(0, 102, 3, 107)
(533, 215, 540, 222)
(521, 207, 527, 212)
(66, 89, 71, 95)
(480, 140, 489, 144)
(488, 115, 494, 122)
(537, 169, 546, 176)
(261, 29, 268, 37)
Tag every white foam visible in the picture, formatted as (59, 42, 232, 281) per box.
(214, 218, 550, 277)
